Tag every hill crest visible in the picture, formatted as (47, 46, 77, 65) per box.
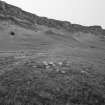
(0, 0, 105, 35)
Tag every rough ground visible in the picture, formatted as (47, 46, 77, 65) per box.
(0, 1, 105, 105)
(0, 52, 105, 105)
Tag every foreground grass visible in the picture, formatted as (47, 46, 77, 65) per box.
(0, 56, 105, 105)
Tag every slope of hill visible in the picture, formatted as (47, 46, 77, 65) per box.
(0, 0, 105, 75)
(0, 0, 104, 51)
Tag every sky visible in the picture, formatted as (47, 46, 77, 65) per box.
(4, 0, 105, 28)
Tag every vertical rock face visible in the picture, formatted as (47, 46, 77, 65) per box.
(0, 0, 104, 35)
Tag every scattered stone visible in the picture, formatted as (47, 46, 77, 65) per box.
(81, 70, 88, 74)
(58, 62, 63, 66)
(42, 61, 48, 66)
(61, 70, 66, 74)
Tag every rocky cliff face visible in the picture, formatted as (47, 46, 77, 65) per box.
(0, 0, 105, 35)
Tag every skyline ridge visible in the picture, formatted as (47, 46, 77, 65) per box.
(0, 0, 105, 36)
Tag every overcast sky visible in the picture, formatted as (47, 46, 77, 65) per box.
(4, 0, 105, 28)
